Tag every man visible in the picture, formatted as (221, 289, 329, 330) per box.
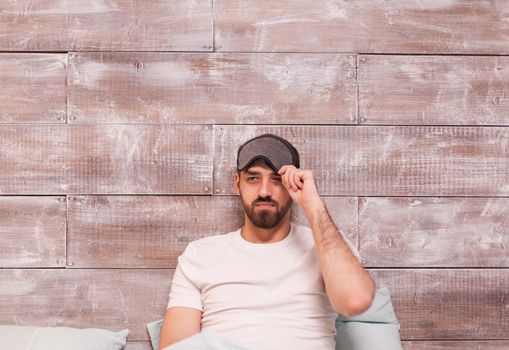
(159, 133, 375, 350)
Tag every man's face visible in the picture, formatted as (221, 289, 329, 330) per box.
(234, 162, 292, 229)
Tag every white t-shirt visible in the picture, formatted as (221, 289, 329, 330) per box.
(167, 223, 362, 350)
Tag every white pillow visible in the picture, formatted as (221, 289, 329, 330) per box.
(0, 325, 129, 350)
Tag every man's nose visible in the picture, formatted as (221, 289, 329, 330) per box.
(258, 178, 272, 198)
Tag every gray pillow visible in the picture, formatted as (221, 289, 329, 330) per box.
(149, 287, 402, 350)
(0, 325, 129, 350)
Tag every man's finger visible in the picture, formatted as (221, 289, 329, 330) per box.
(290, 169, 299, 191)
(295, 172, 302, 191)
(284, 168, 295, 192)
(288, 170, 296, 191)
(278, 165, 290, 175)
(294, 172, 303, 189)
(282, 170, 291, 190)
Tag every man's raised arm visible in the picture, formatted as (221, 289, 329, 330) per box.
(278, 165, 375, 317)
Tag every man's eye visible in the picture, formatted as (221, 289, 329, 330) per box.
(247, 177, 257, 181)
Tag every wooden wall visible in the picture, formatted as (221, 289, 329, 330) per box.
(0, 1, 508, 349)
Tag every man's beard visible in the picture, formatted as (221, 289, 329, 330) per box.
(239, 193, 292, 229)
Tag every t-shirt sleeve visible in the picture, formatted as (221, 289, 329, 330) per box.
(167, 242, 204, 311)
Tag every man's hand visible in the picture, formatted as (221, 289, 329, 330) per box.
(278, 165, 323, 211)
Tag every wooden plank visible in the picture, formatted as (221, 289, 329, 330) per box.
(125, 342, 152, 350)
(359, 197, 509, 267)
(215, 0, 509, 54)
(67, 196, 357, 268)
(403, 341, 509, 349)
(371, 269, 509, 340)
(0, 269, 172, 341)
(0, 125, 212, 195)
(0, 54, 67, 123)
(0, 196, 66, 267)
(213, 126, 509, 197)
(68, 52, 356, 124)
(0, 0, 212, 51)
(358, 55, 509, 125)
(2, 269, 507, 340)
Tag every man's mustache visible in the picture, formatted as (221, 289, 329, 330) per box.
(253, 198, 278, 206)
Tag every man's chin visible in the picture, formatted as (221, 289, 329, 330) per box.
(251, 214, 281, 229)
(254, 221, 280, 229)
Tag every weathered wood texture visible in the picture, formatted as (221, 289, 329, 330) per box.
(1, 1, 508, 54)
(359, 197, 509, 267)
(65, 194, 509, 269)
(1, 269, 507, 340)
(0, 125, 212, 195)
(0, 269, 172, 341)
(7, 194, 502, 270)
(0, 54, 67, 124)
(125, 342, 152, 350)
(68, 52, 357, 124)
(0, 0, 212, 51)
(66, 196, 357, 268)
(214, 126, 509, 196)
(4, 125, 507, 197)
(1, 0, 508, 346)
(4, 52, 507, 127)
(358, 55, 509, 125)
(403, 341, 509, 350)
(0, 196, 66, 267)
(215, 0, 509, 54)
(372, 269, 509, 340)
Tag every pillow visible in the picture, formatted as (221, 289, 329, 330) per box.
(335, 287, 403, 350)
(149, 287, 402, 350)
(0, 325, 129, 350)
(147, 319, 163, 350)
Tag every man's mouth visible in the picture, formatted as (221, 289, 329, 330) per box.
(255, 202, 275, 207)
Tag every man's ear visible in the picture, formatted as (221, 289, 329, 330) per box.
(234, 172, 240, 195)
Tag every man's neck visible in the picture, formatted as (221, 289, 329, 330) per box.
(241, 218, 291, 244)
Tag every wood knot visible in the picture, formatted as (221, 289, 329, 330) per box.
(135, 61, 144, 72)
